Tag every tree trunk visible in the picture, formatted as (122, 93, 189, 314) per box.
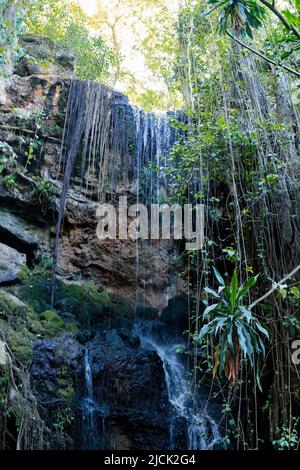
(0, 1, 20, 108)
(0, 0, 19, 77)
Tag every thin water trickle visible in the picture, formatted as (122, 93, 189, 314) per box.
(80, 349, 97, 449)
(80, 349, 109, 450)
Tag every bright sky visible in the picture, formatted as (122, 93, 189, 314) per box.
(76, 0, 182, 108)
(78, 0, 97, 15)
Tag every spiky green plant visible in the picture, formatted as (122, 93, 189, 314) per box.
(198, 268, 269, 389)
(204, 0, 266, 38)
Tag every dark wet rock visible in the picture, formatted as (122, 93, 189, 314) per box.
(0, 210, 39, 258)
(0, 242, 26, 284)
(161, 294, 194, 337)
(30, 327, 170, 450)
(31, 334, 84, 404)
(30, 334, 85, 449)
(77, 328, 170, 450)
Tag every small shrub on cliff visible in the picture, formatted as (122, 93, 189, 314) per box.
(31, 177, 57, 211)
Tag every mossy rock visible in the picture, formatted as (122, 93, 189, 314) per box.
(65, 322, 79, 334)
(18, 280, 134, 328)
(4, 326, 33, 364)
(0, 291, 44, 365)
(18, 279, 156, 329)
(0, 291, 43, 335)
(41, 310, 65, 338)
(57, 365, 76, 403)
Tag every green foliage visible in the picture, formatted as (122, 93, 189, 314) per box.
(272, 417, 299, 450)
(198, 268, 269, 389)
(205, 0, 266, 38)
(26, 256, 53, 281)
(0, 140, 18, 174)
(31, 177, 57, 209)
(264, 0, 300, 61)
(25, 0, 115, 82)
(166, 111, 262, 204)
(0, 0, 37, 76)
(2, 174, 16, 189)
(0, 140, 20, 190)
(0, 291, 44, 365)
(41, 310, 65, 338)
(52, 405, 75, 439)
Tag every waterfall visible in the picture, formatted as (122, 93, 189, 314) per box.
(136, 322, 222, 450)
(84, 349, 93, 400)
(54, 80, 181, 204)
(79, 349, 109, 450)
(51, 80, 182, 303)
(80, 349, 97, 449)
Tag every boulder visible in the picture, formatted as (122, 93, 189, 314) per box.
(0, 243, 26, 284)
(0, 210, 38, 257)
(16, 35, 76, 79)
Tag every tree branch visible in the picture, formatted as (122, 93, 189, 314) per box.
(259, 0, 300, 40)
(250, 264, 300, 309)
(226, 31, 300, 78)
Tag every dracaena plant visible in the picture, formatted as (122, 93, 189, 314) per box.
(204, 0, 266, 38)
(198, 268, 269, 390)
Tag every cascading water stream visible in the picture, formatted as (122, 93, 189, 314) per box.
(136, 324, 222, 450)
(80, 349, 97, 449)
(80, 349, 109, 449)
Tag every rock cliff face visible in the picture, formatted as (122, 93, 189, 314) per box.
(0, 34, 186, 309)
(0, 36, 194, 450)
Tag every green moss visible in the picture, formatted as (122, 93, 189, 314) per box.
(0, 291, 45, 365)
(18, 278, 146, 329)
(66, 322, 79, 334)
(18, 266, 30, 283)
(41, 310, 65, 338)
(57, 383, 75, 401)
(4, 326, 33, 363)
(0, 291, 42, 333)
(57, 365, 76, 404)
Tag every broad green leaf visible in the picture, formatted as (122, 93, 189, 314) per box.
(255, 321, 270, 339)
(203, 303, 219, 319)
(283, 9, 298, 27)
(256, 362, 263, 392)
(230, 270, 238, 308)
(290, 286, 300, 298)
(257, 335, 266, 357)
(198, 324, 210, 341)
(237, 275, 258, 301)
(226, 323, 234, 354)
(237, 322, 248, 357)
(213, 267, 225, 286)
(241, 326, 254, 363)
(204, 287, 221, 299)
(215, 316, 228, 334)
(240, 306, 253, 323)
